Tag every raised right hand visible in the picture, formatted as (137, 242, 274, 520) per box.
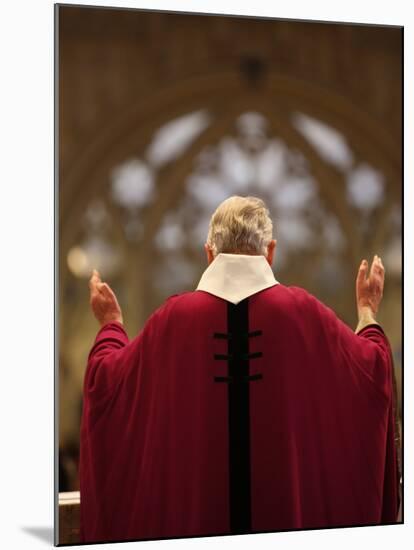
(89, 269, 123, 327)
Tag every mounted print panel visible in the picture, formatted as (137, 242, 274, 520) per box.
(56, 4, 403, 545)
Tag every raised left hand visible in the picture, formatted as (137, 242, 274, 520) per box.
(89, 269, 123, 327)
(356, 255, 385, 318)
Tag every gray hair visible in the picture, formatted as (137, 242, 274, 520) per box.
(206, 196, 273, 257)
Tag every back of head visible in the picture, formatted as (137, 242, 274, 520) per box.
(207, 196, 273, 257)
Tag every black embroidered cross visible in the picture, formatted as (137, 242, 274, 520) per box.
(212, 299, 263, 534)
(213, 326, 263, 384)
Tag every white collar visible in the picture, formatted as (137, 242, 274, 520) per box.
(196, 253, 279, 304)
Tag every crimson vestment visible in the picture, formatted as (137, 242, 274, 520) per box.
(79, 254, 399, 543)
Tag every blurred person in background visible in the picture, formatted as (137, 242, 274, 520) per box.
(80, 195, 400, 543)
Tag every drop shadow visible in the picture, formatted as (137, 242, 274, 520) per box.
(21, 526, 54, 545)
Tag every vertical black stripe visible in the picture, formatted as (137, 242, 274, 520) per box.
(227, 299, 251, 534)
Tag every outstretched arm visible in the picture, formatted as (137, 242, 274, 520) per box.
(85, 270, 131, 398)
(352, 254, 392, 387)
(354, 255, 401, 521)
(304, 254, 391, 392)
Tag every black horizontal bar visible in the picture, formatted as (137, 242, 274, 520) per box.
(214, 352, 262, 361)
(214, 376, 233, 383)
(214, 331, 262, 340)
(213, 332, 232, 340)
(243, 352, 263, 360)
(244, 373, 263, 382)
(214, 374, 263, 384)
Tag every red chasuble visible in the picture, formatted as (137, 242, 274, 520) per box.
(79, 284, 399, 543)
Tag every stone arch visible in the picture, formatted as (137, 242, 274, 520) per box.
(60, 70, 400, 257)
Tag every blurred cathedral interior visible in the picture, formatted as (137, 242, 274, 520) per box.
(58, 6, 402, 498)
